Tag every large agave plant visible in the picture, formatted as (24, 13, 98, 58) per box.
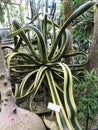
(6, 1, 96, 130)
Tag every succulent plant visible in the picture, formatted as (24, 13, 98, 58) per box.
(3, 1, 97, 130)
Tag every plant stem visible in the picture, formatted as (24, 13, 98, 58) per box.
(86, 113, 89, 130)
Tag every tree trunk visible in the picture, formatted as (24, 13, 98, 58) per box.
(63, 0, 72, 22)
(88, 4, 98, 129)
(63, 0, 73, 64)
(89, 6, 98, 73)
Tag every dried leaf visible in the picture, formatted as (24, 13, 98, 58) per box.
(44, 116, 59, 130)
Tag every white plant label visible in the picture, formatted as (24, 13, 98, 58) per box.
(47, 102, 60, 112)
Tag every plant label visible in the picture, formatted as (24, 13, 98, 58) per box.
(47, 102, 60, 112)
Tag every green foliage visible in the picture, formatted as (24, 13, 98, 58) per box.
(73, 8, 94, 65)
(73, 28, 91, 53)
(73, 6, 94, 54)
(74, 69, 98, 128)
(0, 1, 26, 27)
(71, 0, 86, 11)
(5, 1, 96, 130)
(0, 5, 4, 23)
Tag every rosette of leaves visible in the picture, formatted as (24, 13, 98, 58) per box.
(6, 1, 96, 130)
